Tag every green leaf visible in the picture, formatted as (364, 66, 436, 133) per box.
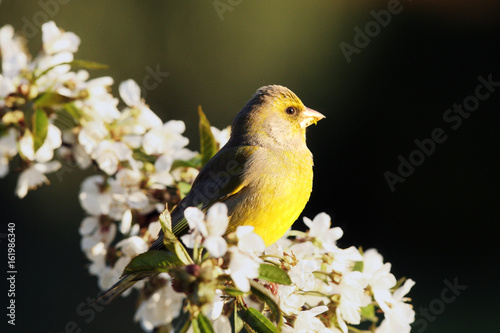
(159, 208, 174, 231)
(195, 313, 215, 333)
(360, 303, 376, 321)
(52, 102, 85, 130)
(249, 280, 282, 328)
(198, 106, 217, 166)
(54, 108, 79, 130)
(123, 250, 182, 275)
(35, 60, 108, 81)
(69, 59, 109, 70)
(0, 123, 8, 137)
(132, 149, 156, 164)
(32, 108, 49, 152)
(171, 155, 202, 169)
(224, 287, 246, 297)
(173, 307, 191, 333)
(63, 102, 83, 120)
(34, 92, 74, 108)
(240, 307, 279, 333)
(178, 181, 192, 199)
(159, 209, 194, 265)
(352, 260, 364, 272)
(231, 302, 244, 333)
(258, 264, 292, 285)
(191, 319, 200, 333)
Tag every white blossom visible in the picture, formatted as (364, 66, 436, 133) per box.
(327, 246, 363, 274)
(96, 236, 149, 290)
(33, 51, 73, 90)
(55, 69, 89, 97)
(210, 125, 230, 148)
(181, 203, 229, 258)
(171, 165, 199, 184)
(78, 120, 109, 155)
(304, 213, 343, 251)
(149, 154, 174, 186)
(18, 130, 35, 161)
(79, 215, 117, 281)
(206, 289, 225, 321)
(228, 247, 260, 292)
(81, 77, 120, 122)
(148, 221, 161, 239)
(0, 25, 28, 78)
(134, 273, 185, 332)
(0, 128, 17, 177)
(212, 315, 231, 332)
(278, 285, 305, 316)
(79, 175, 112, 216)
(41, 21, 80, 55)
(236, 225, 265, 255)
(0, 74, 15, 104)
(333, 271, 368, 333)
(286, 306, 339, 333)
(35, 124, 62, 163)
(120, 209, 133, 234)
(116, 235, 148, 258)
(288, 240, 317, 259)
(98, 258, 126, 291)
(108, 169, 154, 219)
(227, 226, 265, 292)
(74, 143, 92, 169)
(363, 249, 397, 313)
(119, 79, 162, 133)
(80, 216, 117, 256)
(59, 130, 92, 168)
(91, 140, 132, 175)
(288, 259, 319, 291)
(15, 161, 61, 198)
(376, 279, 415, 333)
(142, 120, 189, 156)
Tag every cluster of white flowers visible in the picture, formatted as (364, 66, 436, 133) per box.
(0, 22, 70, 197)
(267, 213, 415, 333)
(127, 204, 415, 333)
(0, 21, 202, 197)
(0, 18, 198, 291)
(132, 203, 269, 331)
(1, 22, 414, 333)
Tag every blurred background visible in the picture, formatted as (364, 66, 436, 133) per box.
(1, 1, 499, 332)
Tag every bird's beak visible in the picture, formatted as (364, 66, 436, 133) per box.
(300, 107, 325, 128)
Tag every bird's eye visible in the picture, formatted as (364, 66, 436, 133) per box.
(285, 107, 296, 116)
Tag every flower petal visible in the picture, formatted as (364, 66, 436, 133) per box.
(119, 79, 141, 107)
(204, 235, 227, 258)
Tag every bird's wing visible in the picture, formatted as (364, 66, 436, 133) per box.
(149, 145, 258, 250)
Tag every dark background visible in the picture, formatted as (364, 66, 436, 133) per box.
(1, 1, 499, 332)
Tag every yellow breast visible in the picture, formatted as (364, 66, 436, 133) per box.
(226, 147, 313, 246)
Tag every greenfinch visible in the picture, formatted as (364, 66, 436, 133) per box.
(103, 85, 324, 301)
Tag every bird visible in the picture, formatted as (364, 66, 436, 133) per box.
(101, 85, 324, 302)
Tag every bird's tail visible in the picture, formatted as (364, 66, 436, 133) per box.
(97, 274, 139, 304)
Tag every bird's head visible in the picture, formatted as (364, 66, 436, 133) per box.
(231, 85, 325, 150)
